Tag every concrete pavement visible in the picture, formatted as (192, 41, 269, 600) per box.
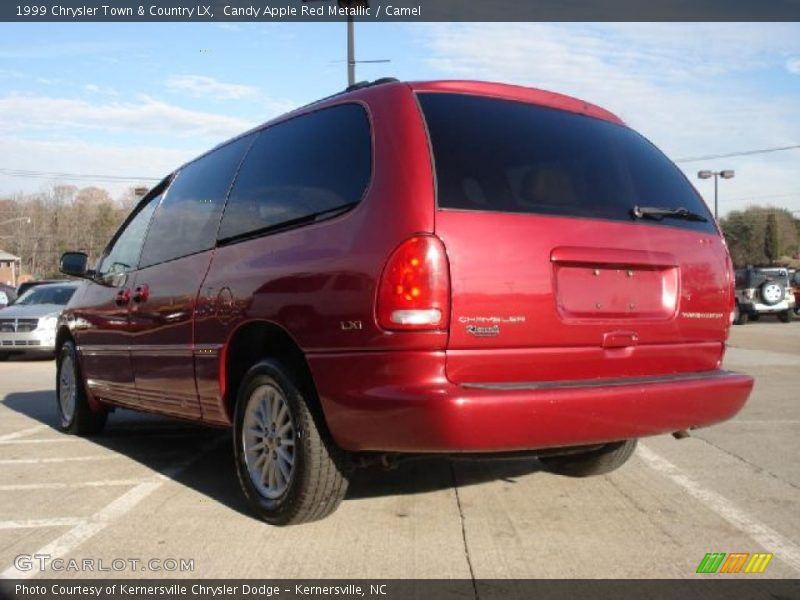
(0, 322, 798, 579)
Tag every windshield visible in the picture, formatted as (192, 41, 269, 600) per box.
(418, 92, 715, 233)
(15, 285, 76, 306)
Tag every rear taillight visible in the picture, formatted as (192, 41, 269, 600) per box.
(377, 235, 450, 331)
(725, 253, 736, 327)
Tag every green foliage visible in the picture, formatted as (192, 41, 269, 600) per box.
(764, 213, 779, 265)
(720, 205, 799, 267)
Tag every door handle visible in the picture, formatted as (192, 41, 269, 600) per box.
(133, 284, 150, 303)
(115, 289, 131, 306)
(602, 331, 639, 348)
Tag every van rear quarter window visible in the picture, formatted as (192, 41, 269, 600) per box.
(417, 92, 715, 233)
(218, 103, 371, 241)
(139, 134, 255, 267)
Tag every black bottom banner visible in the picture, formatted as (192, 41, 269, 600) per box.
(1, 579, 799, 600)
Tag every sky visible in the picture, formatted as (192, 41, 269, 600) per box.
(0, 22, 799, 217)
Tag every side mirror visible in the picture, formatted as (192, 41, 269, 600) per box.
(60, 252, 89, 278)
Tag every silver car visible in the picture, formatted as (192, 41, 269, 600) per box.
(0, 282, 80, 360)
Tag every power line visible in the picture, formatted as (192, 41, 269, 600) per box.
(726, 191, 799, 203)
(0, 168, 160, 183)
(675, 144, 800, 163)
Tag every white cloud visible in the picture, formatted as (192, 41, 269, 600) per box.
(787, 58, 800, 75)
(0, 93, 254, 138)
(417, 23, 800, 215)
(166, 74, 258, 100)
(83, 83, 118, 96)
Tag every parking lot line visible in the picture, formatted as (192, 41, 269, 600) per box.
(0, 479, 152, 491)
(0, 518, 83, 530)
(0, 455, 119, 465)
(0, 438, 77, 445)
(638, 444, 800, 574)
(0, 426, 47, 442)
(1, 436, 226, 580)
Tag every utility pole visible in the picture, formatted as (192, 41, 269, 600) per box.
(305, 0, 390, 88)
(346, 14, 355, 87)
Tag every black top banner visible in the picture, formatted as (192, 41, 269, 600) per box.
(3, 0, 800, 22)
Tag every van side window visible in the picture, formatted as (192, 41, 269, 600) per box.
(218, 103, 371, 242)
(98, 192, 161, 281)
(139, 134, 254, 267)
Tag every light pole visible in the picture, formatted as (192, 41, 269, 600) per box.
(697, 170, 735, 220)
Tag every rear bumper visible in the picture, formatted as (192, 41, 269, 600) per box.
(740, 300, 793, 313)
(308, 351, 753, 453)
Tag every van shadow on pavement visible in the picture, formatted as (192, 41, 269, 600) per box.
(2, 390, 543, 520)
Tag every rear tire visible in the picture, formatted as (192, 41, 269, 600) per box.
(734, 305, 748, 325)
(540, 440, 638, 477)
(0, 352, 8, 362)
(778, 310, 792, 323)
(233, 359, 349, 525)
(749, 313, 760, 322)
(56, 341, 107, 435)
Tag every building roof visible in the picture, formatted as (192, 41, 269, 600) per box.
(0, 250, 21, 261)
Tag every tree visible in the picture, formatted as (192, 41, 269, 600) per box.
(0, 183, 130, 279)
(764, 213, 780, 266)
(721, 205, 799, 267)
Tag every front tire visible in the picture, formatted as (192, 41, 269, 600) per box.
(56, 341, 107, 435)
(233, 360, 349, 525)
(540, 440, 638, 477)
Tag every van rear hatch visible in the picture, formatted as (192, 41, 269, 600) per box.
(417, 89, 732, 385)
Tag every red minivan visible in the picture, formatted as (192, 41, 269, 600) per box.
(57, 79, 753, 525)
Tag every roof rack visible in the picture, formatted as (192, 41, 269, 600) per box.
(345, 77, 399, 92)
(303, 77, 400, 110)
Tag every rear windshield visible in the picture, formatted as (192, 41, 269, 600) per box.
(737, 269, 790, 288)
(418, 93, 715, 233)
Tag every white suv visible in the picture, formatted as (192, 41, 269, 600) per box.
(733, 267, 795, 324)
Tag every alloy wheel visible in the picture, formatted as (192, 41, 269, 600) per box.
(242, 383, 296, 500)
(58, 354, 76, 422)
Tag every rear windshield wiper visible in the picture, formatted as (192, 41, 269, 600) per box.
(631, 205, 708, 222)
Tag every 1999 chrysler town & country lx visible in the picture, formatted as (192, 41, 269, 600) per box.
(56, 79, 754, 525)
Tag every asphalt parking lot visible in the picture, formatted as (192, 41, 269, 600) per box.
(0, 322, 798, 580)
